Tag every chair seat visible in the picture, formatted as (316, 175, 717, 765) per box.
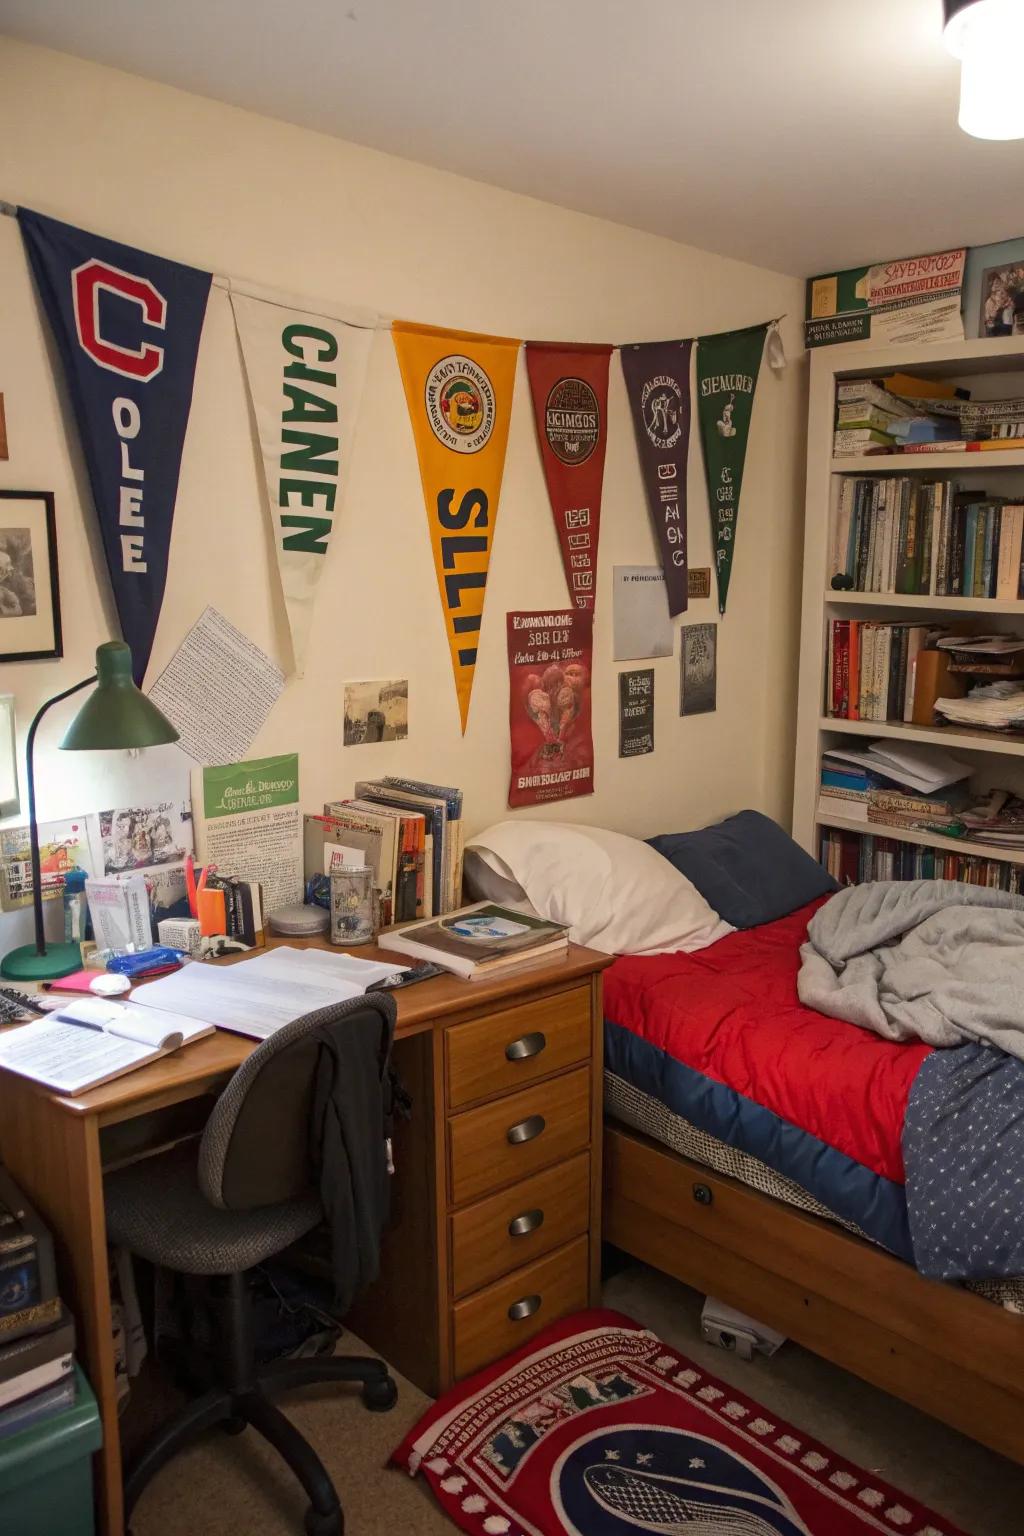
(105, 1141, 323, 1275)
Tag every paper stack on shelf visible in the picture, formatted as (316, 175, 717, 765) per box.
(934, 681, 1024, 731)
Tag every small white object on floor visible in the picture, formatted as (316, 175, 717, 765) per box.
(701, 1296, 786, 1361)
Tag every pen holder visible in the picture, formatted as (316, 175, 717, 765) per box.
(329, 867, 377, 946)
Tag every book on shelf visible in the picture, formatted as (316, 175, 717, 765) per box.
(830, 474, 1024, 599)
(833, 427, 895, 457)
(820, 826, 1023, 891)
(378, 902, 569, 981)
(821, 741, 971, 795)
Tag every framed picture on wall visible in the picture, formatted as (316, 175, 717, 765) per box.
(0, 491, 62, 663)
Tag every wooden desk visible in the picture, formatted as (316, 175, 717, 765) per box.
(0, 940, 611, 1536)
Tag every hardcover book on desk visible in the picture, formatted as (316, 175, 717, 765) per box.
(379, 902, 568, 980)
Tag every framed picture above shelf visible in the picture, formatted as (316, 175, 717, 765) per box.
(0, 490, 62, 664)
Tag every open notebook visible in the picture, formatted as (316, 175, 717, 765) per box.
(129, 947, 408, 1041)
(0, 998, 215, 1095)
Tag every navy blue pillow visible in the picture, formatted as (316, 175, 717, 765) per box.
(647, 810, 838, 929)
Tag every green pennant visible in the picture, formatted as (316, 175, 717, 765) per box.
(696, 322, 768, 615)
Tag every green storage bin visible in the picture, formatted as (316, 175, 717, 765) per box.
(0, 1366, 101, 1536)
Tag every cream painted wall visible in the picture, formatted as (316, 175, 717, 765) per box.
(0, 38, 806, 950)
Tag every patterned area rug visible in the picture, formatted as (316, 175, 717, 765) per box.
(392, 1309, 968, 1536)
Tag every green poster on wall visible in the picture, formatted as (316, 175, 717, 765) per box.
(695, 322, 768, 615)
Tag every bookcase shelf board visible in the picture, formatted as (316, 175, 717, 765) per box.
(816, 715, 1024, 757)
(816, 812, 1024, 868)
(795, 334, 1024, 867)
(831, 450, 1024, 473)
(825, 591, 1024, 613)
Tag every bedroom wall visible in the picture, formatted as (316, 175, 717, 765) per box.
(0, 38, 806, 948)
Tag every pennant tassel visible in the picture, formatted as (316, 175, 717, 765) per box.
(392, 322, 520, 733)
(18, 207, 211, 683)
(525, 342, 612, 614)
(230, 293, 374, 675)
(695, 322, 770, 616)
(620, 338, 693, 617)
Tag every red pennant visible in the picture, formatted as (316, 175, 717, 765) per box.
(525, 342, 612, 613)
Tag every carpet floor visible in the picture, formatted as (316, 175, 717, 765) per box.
(129, 1262, 1024, 1535)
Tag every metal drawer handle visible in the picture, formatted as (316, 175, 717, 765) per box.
(508, 1294, 541, 1322)
(505, 1031, 547, 1062)
(507, 1114, 546, 1145)
(508, 1208, 545, 1238)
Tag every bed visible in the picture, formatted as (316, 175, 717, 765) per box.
(465, 814, 1024, 1467)
(601, 898, 1024, 1468)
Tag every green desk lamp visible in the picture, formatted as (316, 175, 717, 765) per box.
(0, 641, 179, 982)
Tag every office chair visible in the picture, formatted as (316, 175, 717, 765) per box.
(105, 994, 399, 1536)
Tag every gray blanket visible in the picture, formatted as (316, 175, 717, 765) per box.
(798, 879, 1024, 1060)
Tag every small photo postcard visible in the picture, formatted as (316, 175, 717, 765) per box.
(343, 679, 409, 745)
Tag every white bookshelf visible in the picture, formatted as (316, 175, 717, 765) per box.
(793, 334, 1024, 874)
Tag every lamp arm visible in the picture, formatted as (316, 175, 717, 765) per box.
(25, 673, 97, 958)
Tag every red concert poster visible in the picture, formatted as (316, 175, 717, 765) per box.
(507, 607, 594, 809)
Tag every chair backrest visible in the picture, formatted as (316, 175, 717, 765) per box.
(197, 992, 396, 1211)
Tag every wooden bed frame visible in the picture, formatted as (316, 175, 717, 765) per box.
(603, 1120, 1024, 1467)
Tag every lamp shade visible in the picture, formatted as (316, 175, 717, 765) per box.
(60, 641, 179, 751)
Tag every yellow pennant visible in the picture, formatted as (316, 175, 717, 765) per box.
(392, 321, 520, 733)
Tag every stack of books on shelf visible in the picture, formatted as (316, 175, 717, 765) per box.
(820, 826, 1023, 891)
(833, 373, 1024, 459)
(931, 636, 1024, 733)
(827, 620, 949, 723)
(818, 741, 972, 828)
(306, 777, 464, 926)
(831, 474, 1024, 598)
(0, 1169, 77, 1441)
(961, 789, 1024, 848)
(380, 902, 569, 981)
(832, 374, 965, 458)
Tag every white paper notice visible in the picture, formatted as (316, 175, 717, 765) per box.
(147, 607, 285, 766)
(612, 566, 673, 661)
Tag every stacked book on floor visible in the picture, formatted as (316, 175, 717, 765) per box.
(820, 826, 1023, 891)
(0, 1168, 77, 1440)
(830, 474, 1024, 598)
(306, 777, 464, 925)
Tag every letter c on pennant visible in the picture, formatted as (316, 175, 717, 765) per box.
(71, 259, 167, 380)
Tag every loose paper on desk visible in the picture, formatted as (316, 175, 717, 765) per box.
(147, 606, 285, 766)
(195, 754, 302, 918)
(130, 955, 377, 1040)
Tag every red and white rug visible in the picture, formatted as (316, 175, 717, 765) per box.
(392, 1309, 969, 1536)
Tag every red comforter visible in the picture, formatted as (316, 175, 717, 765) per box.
(603, 898, 932, 1184)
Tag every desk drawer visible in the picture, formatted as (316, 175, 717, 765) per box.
(448, 1068, 590, 1207)
(450, 1152, 590, 1299)
(452, 1236, 589, 1380)
(446, 987, 591, 1109)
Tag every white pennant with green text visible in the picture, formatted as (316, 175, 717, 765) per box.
(230, 288, 375, 674)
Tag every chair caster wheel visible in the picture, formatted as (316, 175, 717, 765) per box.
(304, 1505, 342, 1536)
(221, 1414, 246, 1435)
(362, 1374, 398, 1412)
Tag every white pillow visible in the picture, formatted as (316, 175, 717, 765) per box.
(466, 821, 733, 956)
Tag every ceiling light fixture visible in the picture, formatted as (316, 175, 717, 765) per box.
(943, 0, 1024, 140)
